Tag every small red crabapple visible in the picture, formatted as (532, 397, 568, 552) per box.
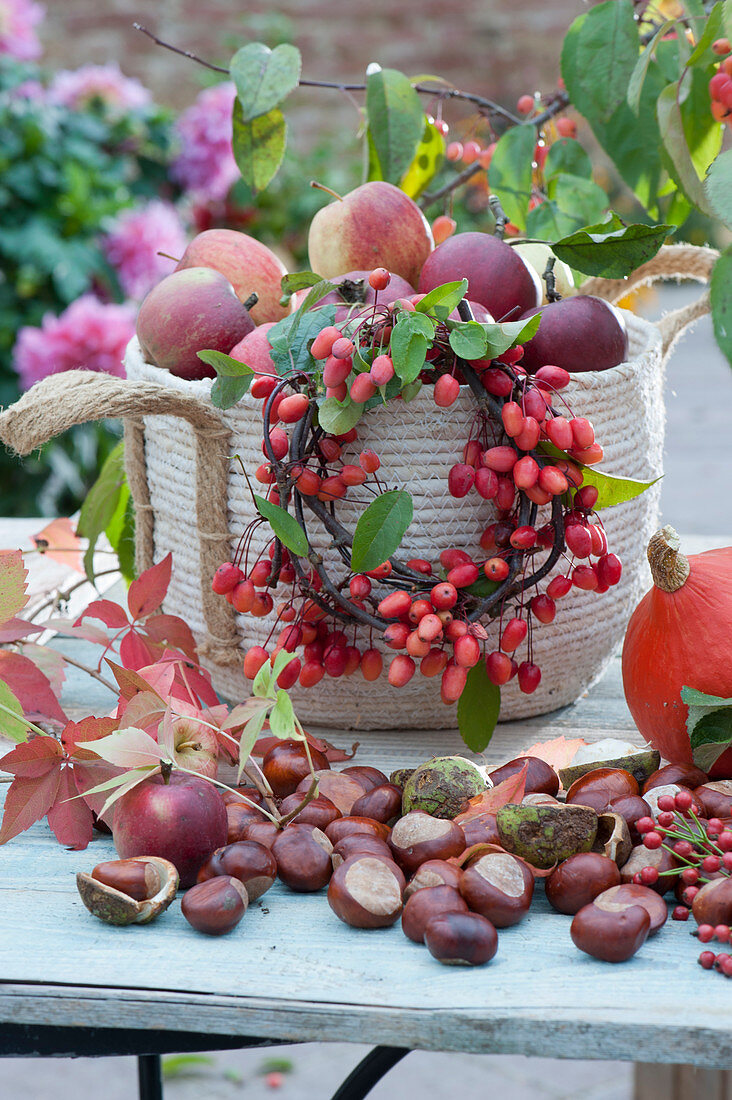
(368, 268, 391, 291)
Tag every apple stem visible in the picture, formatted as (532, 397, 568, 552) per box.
(243, 292, 259, 312)
(310, 180, 343, 202)
(157, 251, 182, 263)
(161, 760, 173, 784)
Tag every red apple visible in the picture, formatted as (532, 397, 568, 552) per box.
(306, 270, 415, 322)
(418, 233, 541, 322)
(229, 322, 277, 375)
(136, 268, 255, 381)
(519, 296, 628, 373)
(175, 229, 291, 324)
(112, 771, 227, 888)
(308, 182, 434, 288)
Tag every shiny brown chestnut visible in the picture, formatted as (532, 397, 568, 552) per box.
(295, 770, 364, 815)
(388, 811, 465, 874)
(401, 885, 469, 943)
(340, 765, 389, 792)
(325, 816, 391, 846)
(545, 853, 621, 915)
(424, 911, 498, 966)
(263, 739, 330, 798)
(271, 824, 333, 891)
(620, 844, 679, 895)
(643, 764, 708, 794)
(453, 812, 500, 848)
(566, 768, 639, 811)
(331, 834, 394, 869)
(196, 840, 277, 901)
(593, 883, 667, 935)
(221, 786, 268, 808)
(77, 856, 178, 926)
(278, 793, 342, 830)
(693, 782, 732, 819)
(607, 794, 653, 845)
(238, 820, 280, 849)
(328, 855, 406, 928)
(488, 756, 559, 797)
(181, 876, 248, 935)
(459, 852, 534, 927)
(571, 902, 650, 962)
(225, 801, 268, 844)
(91, 858, 161, 902)
(350, 783, 403, 825)
(692, 876, 732, 927)
(403, 859, 463, 900)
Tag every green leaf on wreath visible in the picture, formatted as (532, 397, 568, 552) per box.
(268, 301, 337, 376)
(539, 442, 661, 507)
(317, 396, 364, 435)
(683, 685, 732, 772)
(480, 314, 542, 359)
(232, 102, 287, 194)
(390, 311, 433, 383)
(710, 246, 732, 368)
(280, 271, 323, 304)
(415, 279, 469, 321)
(230, 43, 302, 122)
(552, 219, 674, 278)
(351, 490, 414, 573)
(365, 67, 425, 184)
(449, 322, 488, 360)
(457, 663, 501, 753)
(488, 125, 535, 231)
(199, 350, 254, 409)
(254, 495, 309, 557)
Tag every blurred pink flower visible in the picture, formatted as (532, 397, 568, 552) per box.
(0, 0, 44, 60)
(13, 295, 136, 390)
(6, 77, 44, 99)
(171, 81, 240, 202)
(102, 200, 188, 300)
(48, 64, 151, 115)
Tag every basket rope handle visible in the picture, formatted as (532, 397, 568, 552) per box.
(0, 370, 241, 664)
(580, 243, 718, 359)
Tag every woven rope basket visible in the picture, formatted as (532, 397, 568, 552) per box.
(0, 245, 716, 730)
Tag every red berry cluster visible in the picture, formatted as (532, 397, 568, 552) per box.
(709, 41, 732, 126)
(636, 790, 732, 906)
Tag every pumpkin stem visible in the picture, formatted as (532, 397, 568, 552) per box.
(647, 525, 690, 593)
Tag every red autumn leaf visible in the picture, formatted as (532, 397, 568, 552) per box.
(0, 651, 67, 725)
(73, 759, 124, 825)
(75, 599, 129, 630)
(47, 765, 94, 849)
(0, 735, 63, 778)
(0, 767, 61, 844)
(143, 613, 198, 661)
(456, 762, 528, 819)
(519, 735, 589, 776)
(62, 716, 119, 760)
(0, 618, 43, 643)
(120, 629, 163, 670)
(21, 643, 66, 698)
(303, 733, 359, 762)
(31, 517, 84, 573)
(127, 553, 172, 621)
(46, 617, 112, 646)
(167, 658, 219, 708)
(0, 549, 28, 628)
(448, 840, 556, 878)
(106, 660, 167, 702)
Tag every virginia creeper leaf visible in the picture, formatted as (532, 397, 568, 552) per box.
(457, 663, 501, 753)
(0, 680, 29, 743)
(87, 727, 169, 769)
(31, 517, 84, 573)
(47, 765, 94, 849)
(0, 651, 67, 725)
(0, 619, 43, 643)
(127, 552, 172, 621)
(0, 735, 63, 777)
(237, 706, 270, 783)
(0, 549, 28, 627)
(230, 42, 302, 122)
(62, 716, 119, 761)
(457, 763, 528, 817)
(143, 614, 198, 662)
(351, 490, 414, 572)
(254, 495, 308, 557)
(269, 689, 297, 740)
(76, 599, 129, 630)
(0, 768, 61, 844)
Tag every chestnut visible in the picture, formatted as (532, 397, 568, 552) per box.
(488, 756, 559, 797)
(571, 902, 650, 962)
(389, 811, 465, 874)
(226, 801, 267, 844)
(239, 820, 280, 849)
(454, 812, 500, 848)
(402, 885, 469, 943)
(593, 883, 667, 935)
(693, 782, 732, 819)
(263, 739, 329, 798)
(181, 876, 248, 935)
(594, 812, 632, 867)
(566, 767, 639, 811)
(295, 769, 364, 814)
(77, 856, 179, 926)
(325, 816, 391, 846)
(91, 858, 162, 902)
(331, 834, 394, 869)
(272, 824, 334, 891)
(692, 876, 732, 927)
(607, 794, 653, 845)
(424, 911, 498, 966)
(545, 853, 621, 915)
(643, 764, 708, 794)
(389, 767, 415, 790)
(278, 793, 342, 830)
(328, 855, 406, 928)
(341, 765, 389, 791)
(459, 852, 534, 927)
(620, 844, 679, 895)
(350, 783, 403, 825)
(196, 840, 277, 901)
(221, 786, 268, 808)
(403, 859, 463, 900)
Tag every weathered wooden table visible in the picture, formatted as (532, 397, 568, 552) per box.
(1, 535, 730, 1100)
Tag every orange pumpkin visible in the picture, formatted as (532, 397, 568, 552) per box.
(621, 526, 732, 776)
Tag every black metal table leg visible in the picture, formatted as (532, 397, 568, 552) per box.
(330, 1046, 410, 1100)
(138, 1054, 163, 1100)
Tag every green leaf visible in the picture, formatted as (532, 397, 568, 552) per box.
(449, 322, 488, 360)
(526, 200, 580, 242)
(710, 246, 732, 367)
(365, 67, 425, 184)
(657, 80, 716, 216)
(680, 66, 724, 188)
(162, 1055, 216, 1081)
(269, 688, 297, 739)
(237, 705, 270, 782)
(684, 683, 732, 772)
(682, 686, 732, 709)
(317, 396, 364, 435)
(0, 681, 29, 743)
(488, 125, 535, 231)
(462, 576, 500, 601)
(105, 482, 135, 584)
(725, 0, 732, 40)
(252, 659, 273, 700)
(230, 43, 302, 122)
(198, 350, 255, 410)
(389, 312, 433, 383)
(398, 116, 446, 198)
(481, 315, 542, 359)
(548, 174, 609, 228)
(232, 102, 286, 195)
(686, 2, 725, 68)
(351, 490, 414, 572)
(254, 495, 308, 557)
(415, 279, 469, 321)
(457, 663, 501, 753)
(280, 271, 323, 297)
(561, 0, 639, 124)
(77, 440, 126, 584)
(627, 19, 676, 114)
(268, 302, 336, 376)
(705, 148, 732, 230)
(539, 442, 661, 507)
(400, 380, 423, 402)
(544, 138, 594, 183)
(552, 220, 674, 278)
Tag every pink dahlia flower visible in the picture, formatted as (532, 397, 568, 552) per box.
(48, 64, 151, 115)
(12, 295, 136, 390)
(0, 0, 44, 61)
(102, 200, 188, 301)
(171, 81, 239, 202)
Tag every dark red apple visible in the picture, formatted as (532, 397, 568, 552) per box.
(418, 233, 541, 323)
(519, 295, 628, 373)
(136, 268, 255, 381)
(229, 322, 277, 375)
(112, 771, 227, 888)
(175, 228, 290, 324)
